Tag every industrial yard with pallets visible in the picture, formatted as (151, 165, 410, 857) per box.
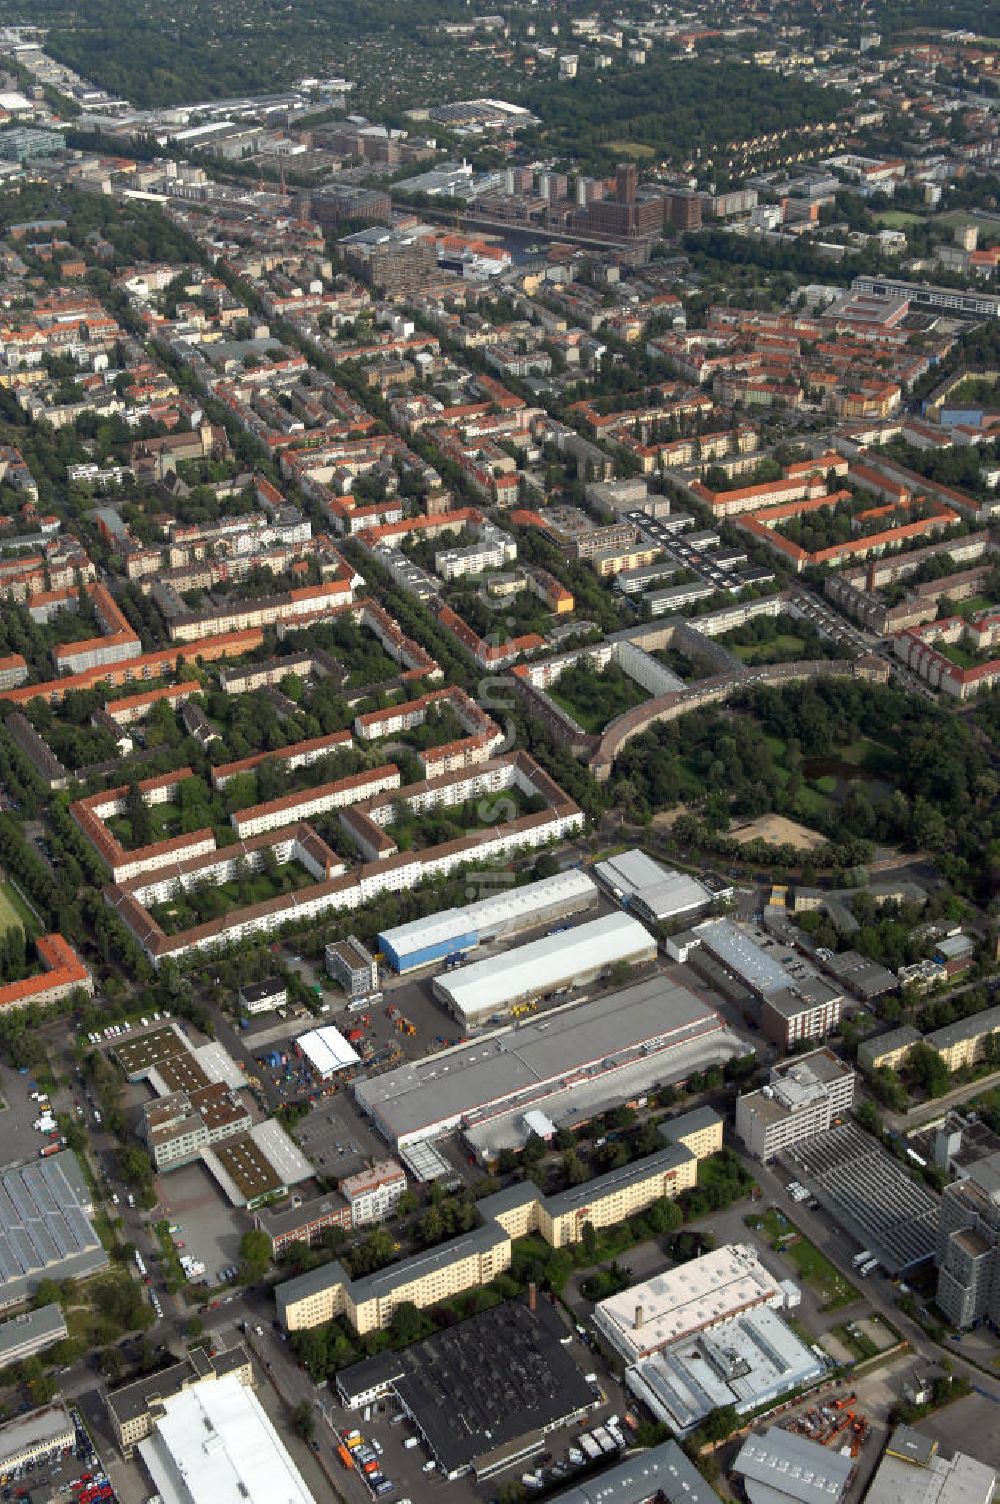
(783, 1391, 871, 1461)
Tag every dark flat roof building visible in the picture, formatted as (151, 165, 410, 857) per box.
(336, 1295, 594, 1480)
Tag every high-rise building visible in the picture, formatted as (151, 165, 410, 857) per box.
(664, 190, 703, 231)
(616, 162, 638, 204)
(936, 1152, 1000, 1327)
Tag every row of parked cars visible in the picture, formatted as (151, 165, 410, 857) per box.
(86, 1010, 171, 1045)
(338, 1429, 397, 1498)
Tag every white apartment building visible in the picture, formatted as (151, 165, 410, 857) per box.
(340, 1159, 407, 1227)
(735, 1049, 856, 1161)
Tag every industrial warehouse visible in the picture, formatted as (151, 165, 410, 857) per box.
(593, 1242, 829, 1435)
(432, 912, 658, 1026)
(377, 869, 599, 973)
(335, 1296, 596, 1480)
(593, 849, 715, 925)
(353, 977, 744, 1155)
(594, 1244, 783, 1365)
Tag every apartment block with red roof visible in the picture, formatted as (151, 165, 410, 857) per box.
(0, 934, 93, 1011)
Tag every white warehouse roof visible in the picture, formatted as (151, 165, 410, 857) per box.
(380, 869, 597, 961)
(595, 849, 712, 922)
(297, 1026, 360, 1076)
(435, 911, 656, 1022)
(467, 868, 597, 939)
(137, 1371, 315, 1504)
(595, 1243, 780, 1364)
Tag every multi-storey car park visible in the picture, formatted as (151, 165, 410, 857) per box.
(781, 1122, 939, 1274)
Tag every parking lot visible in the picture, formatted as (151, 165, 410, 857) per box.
(0, 1061, 60, 1166)
(627, 508, 766, 598)
(293, 1099, 394, 1182)
(0, 1408, 114, 1504)
(153, 1159, 248, 1285)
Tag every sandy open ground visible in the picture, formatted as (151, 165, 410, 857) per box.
(730, 814, 826, 851)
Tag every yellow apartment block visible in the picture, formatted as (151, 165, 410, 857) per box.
(927, 1005, 1000, 1071)
(276, 1107, 722, 1333)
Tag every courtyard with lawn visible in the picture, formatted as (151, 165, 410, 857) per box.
(549, 660, 650, 733)
(720, 611, 852, 667)
(149, 858, 317, 934)
(386, 783, 546, 852)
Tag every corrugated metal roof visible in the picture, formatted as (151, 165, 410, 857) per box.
(595, 849, 710, 920)
(436, 912, 655, 1019)
(379, 869, 597, 960)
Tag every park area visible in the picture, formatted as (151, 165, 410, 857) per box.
(747, 1209, 859, 1310)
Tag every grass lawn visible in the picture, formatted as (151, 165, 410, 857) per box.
(875, 210, 924, 228)
(939, 208, 1000, 232)
(834, 736, 897, 778)
(150, 861, 315, 934)
(761, 732, 834, 818)
(107, 799, 185, 849)
(748, 1210, 859, 1310)
(0, 879, 39, 937)
(794, 783, 834, 819)
(939, 641, 992, 670)
(549, 676, 648, 734)
(832, 1321, 879, 1360)
(64, 1266, 153, 1345)
(607, 141, 656, 157)
(389, 786, 542, 851)
(731, 634, 808, 665)
(956, 594, 1000, 619)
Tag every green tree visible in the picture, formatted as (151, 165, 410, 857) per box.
(908, 1042, 950, 1099)
(388, 1301, 429, 1346)
(239, 1228, 272, 1282)
(31, 1278, 61, 1310)
(291, 1400, 315, 1442)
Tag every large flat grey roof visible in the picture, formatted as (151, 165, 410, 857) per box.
(698, 920, 792, 995)
(594, 849, 711, 921)
(0, 1402, 73, 1467)
(734, 1427, 852, 1504)
(337, 1296, 593, 1477)
(548, 1439, 720, 1504)
(354, 977, 719, 1144)
(783, 1123, 938, 1274)
(0, 1304, 66, 1359)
